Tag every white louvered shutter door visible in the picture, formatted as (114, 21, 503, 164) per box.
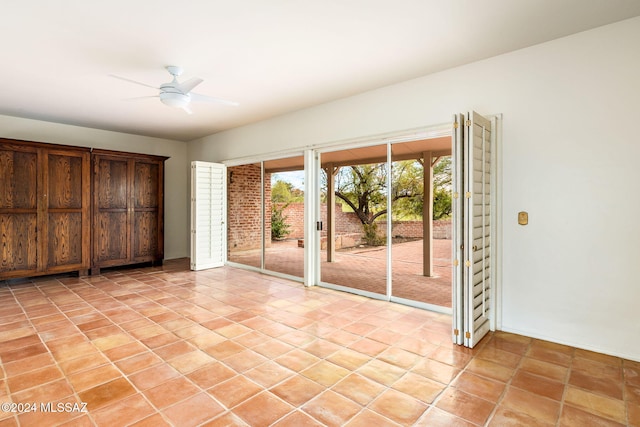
(452, 114, 466, 346)
(191, 161, 226, 270)
(463, 111, 493, 347)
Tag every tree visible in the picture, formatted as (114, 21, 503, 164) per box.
(432, 157, 452, 220)
(390, 160, 424, 220)
(328, 157, 452, 245)
(331, 161, 422, 245)
(270, 177, 303, 240)
(271, 202, 291, 239)
(333, 164, 388, 245)
(271, 179, 303, 203)
(390, 157, 452, 220)
(333, 164, 389, 225)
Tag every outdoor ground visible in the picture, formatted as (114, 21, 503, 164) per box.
(230, 239, 452, 308)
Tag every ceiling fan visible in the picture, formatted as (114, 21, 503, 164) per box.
(110, 66, 238, 114)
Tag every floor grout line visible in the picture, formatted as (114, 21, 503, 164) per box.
(0, 261, 638, 426)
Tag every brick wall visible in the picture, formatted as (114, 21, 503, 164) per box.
(273, 202, 300, 239)
(229, 173, 451, 251)
(278, 202, 452, 240)
(383, 220, 451, 240)
(333, 206, 366, 235)
(278, 203, 365, 239)
(227, 164, 271, 252)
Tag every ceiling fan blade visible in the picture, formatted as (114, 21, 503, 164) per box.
(181, 104, 193, 115)
(109, 74, 158, 90)
(123, 95, 159, 101)
(190, 92, 239, 107)
(177, 77, 203, 94)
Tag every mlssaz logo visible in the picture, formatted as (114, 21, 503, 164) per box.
(40, 402, 88, 413)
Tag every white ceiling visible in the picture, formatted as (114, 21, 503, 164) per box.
(3, 1, 640, 142)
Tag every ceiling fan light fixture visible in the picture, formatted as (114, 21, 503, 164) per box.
(160, 92, 190, 109)
(111, 66, 238, 114)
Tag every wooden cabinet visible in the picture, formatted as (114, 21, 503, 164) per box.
(0, 139, 91, 279)
(0, 140, 167, 280)
(91, 150, 167, 274)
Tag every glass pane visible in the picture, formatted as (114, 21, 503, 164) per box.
(264, 156, 305, 278)
(227, 163, 262, 268)
(320, 146, 387, 296)
(390, 138, 453, 308)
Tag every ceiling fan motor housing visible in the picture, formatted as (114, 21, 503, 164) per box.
(160, 67, 190, 109)
(160, 91, 190, 108)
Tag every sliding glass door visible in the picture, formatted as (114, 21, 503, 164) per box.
(227, 163, 263, 269)
(224, 130, 459, 314)
(390, 138, 453, 310)
(313, 135, 454, 312)
(317, 146, 388, 298)
(264, 156, 305, 278)
(226, 156, 305, 280)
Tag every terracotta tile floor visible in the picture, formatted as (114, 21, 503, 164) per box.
(0, 259, 638, 426)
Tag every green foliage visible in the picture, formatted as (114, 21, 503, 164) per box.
(363, 223, 385, 246)
(330, 157, 452, 244)
(433, 187, 452, 220)
(270, 177, 303, 240)
(334, 164, 389, 225)
(271, 203, 291, 240)
(432, 156, 452, 219)
(390, 157, 452, 220)
(390, 160, 424, 220)
(271, 179, 303, 203)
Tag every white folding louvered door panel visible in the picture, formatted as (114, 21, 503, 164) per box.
(452, 114, 466, 345)
(463, 111, 492, 347)
(190, 161, 226, 270)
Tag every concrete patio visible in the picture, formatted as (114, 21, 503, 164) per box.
(230, 239, 453, 308)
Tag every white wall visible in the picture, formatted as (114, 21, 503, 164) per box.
(0, 115, 189, 260)
(188, 17, 640, 361)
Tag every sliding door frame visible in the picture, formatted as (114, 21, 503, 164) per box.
(308, 123, 455, 314)
(224, 151, 306, 283)
(220, 117, 502, 335)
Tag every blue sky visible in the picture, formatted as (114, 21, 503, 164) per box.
(272, 171, 304, 190)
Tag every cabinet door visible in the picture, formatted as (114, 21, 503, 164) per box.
(44, 149, 90, 272)
(132, 159, 163, 261)
(93, 155, 130, 266)
(0, 146, 39, 277)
